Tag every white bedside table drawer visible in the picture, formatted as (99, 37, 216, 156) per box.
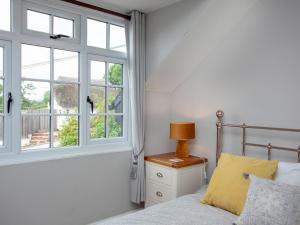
(147, 182, 174, 203)
(147, 162, 174, 186)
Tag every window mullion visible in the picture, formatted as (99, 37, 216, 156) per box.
(80, 50, 87, 146)
(105, 62, 109, 138)
(50, 14, 53, 36)
(50, 47, 54, 148)
(106, 22, 110, 50)
(80, 14, 87, 146)
(11, 40, 21, 153)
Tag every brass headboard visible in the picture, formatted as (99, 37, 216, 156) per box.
(216, 110, 300, 164)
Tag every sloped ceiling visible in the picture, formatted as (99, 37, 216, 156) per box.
(146, 0, 260, 93)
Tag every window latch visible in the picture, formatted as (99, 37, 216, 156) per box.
(7, 92, 13, 114)
(50, 34, 70, 40)
(87, 96, 94, 113)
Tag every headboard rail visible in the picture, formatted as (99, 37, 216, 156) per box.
(216, 110, 300, 164)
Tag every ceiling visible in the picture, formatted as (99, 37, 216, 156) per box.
(80, 0, 184, 13)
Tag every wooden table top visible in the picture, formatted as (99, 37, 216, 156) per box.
(145, 152, 208, 168)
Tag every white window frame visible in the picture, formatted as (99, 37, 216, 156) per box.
(0, 40, 12, 153)
(0, 0, 131, 162)
(22, 1, 81, 44)
(87, 13, 127, 56)
(87, 54, 128, 145)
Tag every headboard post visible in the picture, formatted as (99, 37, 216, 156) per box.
(216, 110, 224, 165)
(242, 123, 246, 156)
(267, 143, 272, 160)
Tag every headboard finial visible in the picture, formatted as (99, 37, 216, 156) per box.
(216, 110, 224, 121)
(216, 110, 224, 165)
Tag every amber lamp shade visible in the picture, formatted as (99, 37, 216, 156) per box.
(170, 122, 195, 158)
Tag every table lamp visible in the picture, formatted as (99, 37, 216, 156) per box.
(170, 122, 195, 158)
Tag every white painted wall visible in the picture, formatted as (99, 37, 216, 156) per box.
(0, 150, 135, 225)
(146, 0, 300, 177)
(144, 91, 172, 156)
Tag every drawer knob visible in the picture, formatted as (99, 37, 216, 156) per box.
(156, 172, 163, 178)
(156, 191, 163, 197)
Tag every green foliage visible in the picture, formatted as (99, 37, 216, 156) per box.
(58, 117, 78, 146)
(90, 116, 105, 138)
(108, 64, 122, 85)
(108, 116, 122, 137)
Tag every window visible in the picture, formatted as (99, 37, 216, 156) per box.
(110, 24, 126, 53)
(27, 10, 50, 34)
(87, 19, 107, 49)
(23, 3, 79, 41)
(0, 0, 11, 31)
(87, 19, 127, 53)
(0, 1, 128, 156)
(53, 16, 74, 38)
(21, 44, 79, 150)
(88, 57, 126, 141)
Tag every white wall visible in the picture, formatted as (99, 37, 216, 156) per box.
(0, 151, 135, 225)
(146, 0, 300, 177)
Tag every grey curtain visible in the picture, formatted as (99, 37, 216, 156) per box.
(128, 10, 146, 204)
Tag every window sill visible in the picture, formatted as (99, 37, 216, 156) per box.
(0, 143, 133, 167)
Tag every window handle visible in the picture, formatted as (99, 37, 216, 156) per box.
(87, 96, 94, 113)
(7, 92, 13, 114)
(50, 34, 70, 40)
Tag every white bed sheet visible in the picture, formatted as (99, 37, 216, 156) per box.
(97, 186, 237, 225)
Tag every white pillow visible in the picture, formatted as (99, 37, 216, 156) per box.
(275, 162, 300, 186)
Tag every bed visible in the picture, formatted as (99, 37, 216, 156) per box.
(98, 186, 237, 225)
(96, 110, 300, 225)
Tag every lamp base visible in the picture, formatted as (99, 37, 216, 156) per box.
(176, 140, 189, 158)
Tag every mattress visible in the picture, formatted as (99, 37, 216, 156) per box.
(97, 186, 237, 225)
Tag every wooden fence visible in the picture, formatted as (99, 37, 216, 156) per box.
(22, 109, 57, 138)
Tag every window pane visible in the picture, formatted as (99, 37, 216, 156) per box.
(87, 19, 106, 48)
(90, 115, 105, 139)
(90, 86, 105, 113)
(110, 25, 126, 53)
(108, 87, 123, 113)
(22, 45, 50, 80)
(53, 16, 74, 38)
(54, 116, 78, 147)
(0, 0, 10, 31)
(21, 115, 50, 150)
(53, 83, 78, 114)
(0, 79, 3, 113)
(90, 61, 105, 85)
(54, 49, 78, 82)
(108, 63, 123, 85)
(0, 47, 3, 77)
(108, 115, 123, 138)
(21, 81, 50, 113)
(27, 10, 50, 33)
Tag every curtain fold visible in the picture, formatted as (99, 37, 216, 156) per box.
(127, 10, 146, 204)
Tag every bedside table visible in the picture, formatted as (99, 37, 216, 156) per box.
(144, 152, 207, 207)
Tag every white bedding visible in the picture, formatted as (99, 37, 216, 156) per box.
(97, 186, 237, 225)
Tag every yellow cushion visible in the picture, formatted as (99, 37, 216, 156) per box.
(201, 153, 278, 215)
